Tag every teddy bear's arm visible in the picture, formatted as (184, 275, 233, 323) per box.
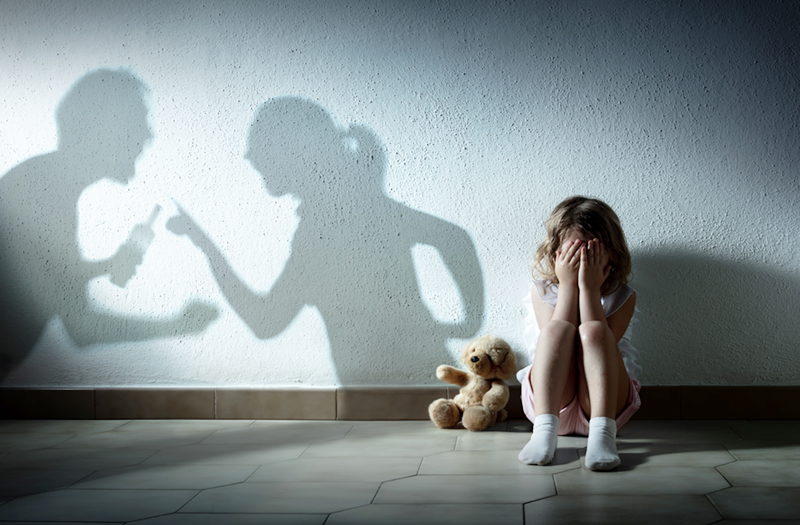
(482, 381, 510, 411)
(436, 365, 469, 387)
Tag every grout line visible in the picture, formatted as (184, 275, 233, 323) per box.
(704, 490, 727, 521)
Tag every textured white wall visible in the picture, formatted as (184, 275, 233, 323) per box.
(1, 0, 798, 387)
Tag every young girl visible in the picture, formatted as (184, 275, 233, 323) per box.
(517, 196, 641, 471)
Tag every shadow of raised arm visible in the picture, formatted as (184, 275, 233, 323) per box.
(407, 209, 485, 339)
(166, 206, 303, 339)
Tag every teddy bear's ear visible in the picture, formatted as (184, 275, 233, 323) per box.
(496, 349, 518, 379)
(487, 339, 517, 379)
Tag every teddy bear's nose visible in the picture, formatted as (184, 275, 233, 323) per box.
(471, 356, 480, 363)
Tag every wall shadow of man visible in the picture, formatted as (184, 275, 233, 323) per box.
(0, 68, 217, 380)
(168, 97, 485, 385)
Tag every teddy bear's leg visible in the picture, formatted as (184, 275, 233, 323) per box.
(497, 408, 508, 423)
(428, 399, 461, 429)
(462, 406, 494, 432)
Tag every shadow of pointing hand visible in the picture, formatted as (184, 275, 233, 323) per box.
(0, 69, 223, 381)
(162, 97, 486, 385)
(166, 207, 194, 236)
(166, 207, 222, 276)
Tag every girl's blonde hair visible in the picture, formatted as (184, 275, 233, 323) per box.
(532, 196, 631, 295)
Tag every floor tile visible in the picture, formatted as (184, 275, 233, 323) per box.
(347, 420, 465, 437)
(0, 489, 197, 522)
(608, 442, 736, 468)
(0, 447, 155, 470)
(116, 419, 254, 432)
(0, 432, 75, 453)
(181, 482, 379, 514)
(142, 442, 308, 465)
(420, 448, 580, 475)
(507, 420, 533, 432)
(618, 421, 742, 444)
(0, 468, 92, 497)
(454, 430, 530, 451)
(301, 432, 457, 458)
(730, 421, 800, 441)
(555, 466, 730, 495)
(709, 487, 800, 520)
(137, 514, 326, 525)
(0, 419, 128, 434)
(458, 432, 586, 452)
(524, 495, 722, 524)
(1, 419, 799, 524)
(717, 460, 800, 487)
(53, 430, 214, 450)
(714, 519, 800, 525)
(200, 420, 353, 446)
(249, 456, 421, 483)
(72, 464, 258, 489)
(374, 474, 555, 504)
(327, 503, 524, 524)
(0, 522, 122, 525)
(726, 440, 800, 461)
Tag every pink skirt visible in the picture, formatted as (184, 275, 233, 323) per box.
(519, 366, 641, 436)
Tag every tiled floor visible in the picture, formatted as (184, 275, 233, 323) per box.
(1, 419, 800, 524)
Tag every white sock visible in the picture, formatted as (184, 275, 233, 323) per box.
(519, 414, 559, 465)
(585, 417, 620, 471)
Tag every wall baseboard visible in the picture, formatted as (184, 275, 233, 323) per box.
(1, 386, 799, 420)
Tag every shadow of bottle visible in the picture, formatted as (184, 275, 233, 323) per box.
(0, 68, 217, 380)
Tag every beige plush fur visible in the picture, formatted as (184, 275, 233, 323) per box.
(428, 335, 517, 432)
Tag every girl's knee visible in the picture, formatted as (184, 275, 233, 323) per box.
(540, 319, 576, 342)
(578, 321, 614, 349)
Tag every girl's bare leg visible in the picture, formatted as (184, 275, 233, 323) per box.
(532, 319, 579, 413)
(577, 320, 630, 470)
(519, 319, 577, 465)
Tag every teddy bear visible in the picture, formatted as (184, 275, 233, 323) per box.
(428, 335, 517, 431)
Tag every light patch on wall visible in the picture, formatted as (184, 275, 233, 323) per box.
(411, 243, 467, 325)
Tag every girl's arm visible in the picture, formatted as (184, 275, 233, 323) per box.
(578, 239, 610, 324)
(546, 239, 582, 327)
(578, 239, 635, 341)
(606, 294, 635, 342)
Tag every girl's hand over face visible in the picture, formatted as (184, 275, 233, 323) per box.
(554, 239, 582, 289)
(578, 239, 611, 292)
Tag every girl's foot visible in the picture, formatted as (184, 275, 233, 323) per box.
(585, 416, 620, 471)
(519, 413, 559, 465)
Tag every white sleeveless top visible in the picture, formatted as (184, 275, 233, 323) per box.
(516, 280, 641, 383)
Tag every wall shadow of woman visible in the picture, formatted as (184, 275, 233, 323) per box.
(168, 97, 485, 385)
